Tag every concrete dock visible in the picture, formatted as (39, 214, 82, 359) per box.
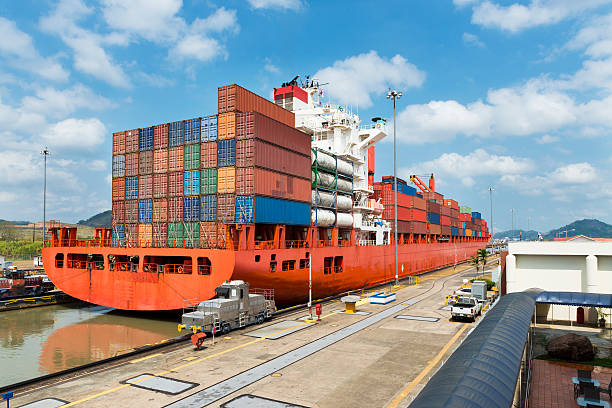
(10, 263, 494, 408)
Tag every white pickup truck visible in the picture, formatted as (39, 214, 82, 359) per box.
(450, 296, 482, 322)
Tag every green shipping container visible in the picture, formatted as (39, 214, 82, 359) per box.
(200, 168, 217, 194)
(183, 222, 199, 248)
(168, 222, 184, 248)
(184, 144, 200, 170)
(459, 206, 471, 214)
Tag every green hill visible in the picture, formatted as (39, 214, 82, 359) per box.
(494, 219, 612, 240)
(77, 210, 111, 228)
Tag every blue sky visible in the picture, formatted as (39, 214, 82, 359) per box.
(1, 0, 612, 233)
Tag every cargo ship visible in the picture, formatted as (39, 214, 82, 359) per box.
(42, 78, 489, 310)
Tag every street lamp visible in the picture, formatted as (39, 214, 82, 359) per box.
(41, 147, 50, 247)
(488, 187, 494, 240)
(387, 89, 402, 286)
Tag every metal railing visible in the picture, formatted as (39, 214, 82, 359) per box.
(66, 260, 104, 270)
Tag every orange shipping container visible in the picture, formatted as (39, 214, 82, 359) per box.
(125, 153, 138, 177)
(168, 146, 183, 172)
(112, 178, 125, 201)
(217, 112, 236, 140)
(200, 142, 217, 168)
(153, 149, 168, 173)
(138, 224, 152, 247)
(154, 124, 168, 149)
(125, 129, 139, 153)
(112, 131, 125, 155)
(139, 150, 153, 175)
(139, 174, 152, 199)
(218, 84, 294, 128)
(153, 199, 167, 222)
(153, 173, 167, 198)
(235, 139, 310, 179)
(218, 167, 236, 193)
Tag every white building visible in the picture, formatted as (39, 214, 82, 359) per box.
(505, 241, 612, 323)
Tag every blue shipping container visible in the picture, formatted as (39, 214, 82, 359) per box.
(218, 139, 236, 167)
(427, 212, 441, 225)
(169, 121, 184, 147)
(112, 224, 125, 247)
(201, 116, 217, 142)
(184, 196, 200, 221)
(200, 195, 217, 221)
(139, 199, 153, 223)
(184, 170, 200, 196)
(184, 118, 201, 144)
(451, 226, 459, 236)
(236, 196, 310, 225)
(139, 127, 154, 151)
(471, 211, 481, 220)
(125, 176, 138, 200)
(461, 229, 466, 236)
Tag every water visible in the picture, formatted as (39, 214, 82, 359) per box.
(0, 303, 180, 388)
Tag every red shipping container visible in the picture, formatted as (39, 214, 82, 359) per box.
(218, 84, 295, 128)
(200, 142, 217, 168)
(450, 208, 459, 219)
(441, 205, 451, 217)
(217, 194, 235, 222)
(444, 199, 459, 209)
(126, 223, 138, 247)
(236, 139, 310, 179)
(168, 172, 183, 197)
(440, 215, 451, 226)
(235, 167, 310, 202)
(422, 191, 444, 202)
(168, 197, 183, 222)
(427, 201, 441, 214)
(376, 190, 427, 211)
(168, 146, 183, 172)
(410, 221, 428, 235)
(154, 124, 169, 149)
(112, 201, 125, 223)
(153, 173, 168, 198)
(139, 150, 153, 175)
(153, 199, 167, 222)
(200, 222, 220, 248)
(125, 129, 139, 153)
(125, 201, 138, 223)
(235, 112, 310, 156)
(152, 223, 167, 248)
(139, 174, 153, 199)
(459, 213, 471, 222)
(441, 226, 451, 236)
(113, 131, 125, 155)
(112, 178, 125, 201)
(429, 224, 441, 235)
(382, 207, 427, 222)
(125, 153, 138, 177)
(153, 149, 168, 173)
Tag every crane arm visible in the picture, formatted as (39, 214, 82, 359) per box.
(410, 175, 430, 193)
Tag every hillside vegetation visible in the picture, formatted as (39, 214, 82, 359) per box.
(494, 219, 612, 240)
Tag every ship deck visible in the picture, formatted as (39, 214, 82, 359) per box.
(8, 261, 497, 408)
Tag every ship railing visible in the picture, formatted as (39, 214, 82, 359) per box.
(66, 260, 104, 270)
(284, 240, 307, 249)
(254, 240, 275, 250)
(251, 288, 275, 301)
(315, 240, 335, 248)
(110, 262, 137, 272)
(357, 240, 377, 246)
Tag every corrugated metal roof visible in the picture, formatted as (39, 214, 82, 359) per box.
(536, 291, 612, 308)
(409, 289, 541, 408)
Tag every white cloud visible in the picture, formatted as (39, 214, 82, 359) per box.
(462, 32, 485, 48)
(171, 35, 224, 61)
(136, 72, 175, 87)
(536, 134, 559, 144)
(247, 0, 303, 10)
(42, 118, 106, 150)
(0, 17, 69, 81)
(21, 85, 113, 119)
(264, 58, 280, 74)
(453, 0, 479, 6)
(567, 13, 612, 58)
(0, 192, 18, 203)
(88, 160, 107, 171)
(314, 51, 425, 108)
(549, 162, 597, 184)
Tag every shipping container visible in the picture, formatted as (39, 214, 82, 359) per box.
(201, 115, 217, 142)
(440, 215, 451, 226)
(235, 196, 310, 225)
(426, 201, 441, 215)
(112, 224, 125, 246)
(126, 224, 138, 247)
(451, 226, 459, 236)
(236, 139, 310, 179)
(381, 207, 427, 222)
(183, 222, 199, 248)
(125, 200, 138, 223)
(235, 112, 310, 156)
(235, 167, 310, 202)
(217, 194, 236, 222)
(184, 196, 200, 222)
(139, 127, 154, 151)
(218, 84, 295, 128)
(153, 149, 168, 173)
(450, 208, 459, 220)
(168, 146, 184, 172)
(217, 167, 235, 194)
(374, 188, 427, 211)
(152, 223, 167, 248)
(154, 123, 169, 149)
(169, 121, 184, 147)
(184, 118, 201, 144)
(459, 213, 471, 222)
(168, 197, 183, 222)
(200, 168, 217, 195)
(421, 191, 444, 202)
(112, 178, 125, 201)
(168, 171, 183, 197)
(218, 112, 236, 140)
(168, 223, 183, 248)
(441, 225, 451, 236)
(138, 174, 153, 199)
(217, 139, 236, 167)
(153, 173, 168, 198)
(138, 223, 152, 247)
(112, 201, 125, 223)
(440, 205, 451, 217)
(200, 195, 217, 222)
(125, 129, 139, 153)
(184, 143, 200, 170)
(152, 199, 167, 222)
(471, 211, 481, 220)
(459, 206, 471, 214)
(139, 150, 153, 175)
(125, 176, 138, 200)
(430, 224, 441, 235)
(112, 155, 125, 178)
(200, 222, 219, 248)
(200, 142, 217, 168)
(138, 199, 153, 223)
(427, 212, 441, 225)
(112, 131, 125, 155)
(184, 170, 200, 196)
(444, 199, 459, 210)
(125, 153, 138, 177)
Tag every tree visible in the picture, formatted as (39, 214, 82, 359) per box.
(477, 249, 488, 275)
(469, 255, 480, 274)
(0, 221, 17, 242)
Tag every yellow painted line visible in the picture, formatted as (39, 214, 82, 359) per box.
(129, 353, 162, 364)
(385, 324, 469, 408)
(183, 356, 198, 361)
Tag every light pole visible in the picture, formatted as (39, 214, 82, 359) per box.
(41, 147, 50, 247)
(387, 89, 402, 287)
(511, 208, 514, 240)
(488, 187, 494, 240)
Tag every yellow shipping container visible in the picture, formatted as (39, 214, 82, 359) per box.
(465, 229, 472, 237)
(218, 167, 236, 193)
(217, 112, 236, 140)
(139, 223, 152, 247)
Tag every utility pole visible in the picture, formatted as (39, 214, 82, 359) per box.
(387, 89, 402, 287)
(488, 187, 494, 239)
(511, 208, 514, 240)
(41, 147, 50, 247)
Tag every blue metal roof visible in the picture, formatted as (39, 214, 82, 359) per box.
(536, 291, 612, 308)
(409, 289, 541, 408)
